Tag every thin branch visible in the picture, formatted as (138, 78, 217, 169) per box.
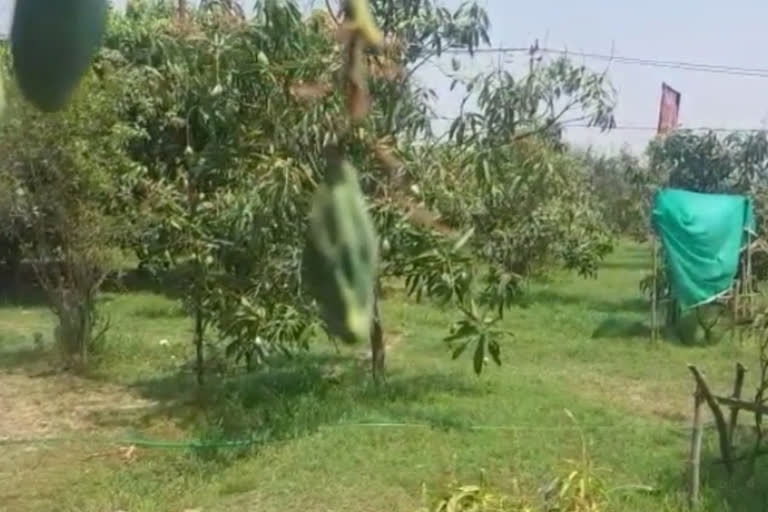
(715, 395, 768, 416)
(403, 50, 440, 85)
(511, 96, 587, 142)
(325, 0, 340, 25)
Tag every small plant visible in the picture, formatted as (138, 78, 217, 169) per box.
(418, 412, 608, 512)
(541, 410, 605, 512)
(0, 59, 137, 370)
(444, 299, 507, 375)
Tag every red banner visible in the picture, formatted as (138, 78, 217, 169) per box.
(657, 82, 681, 135)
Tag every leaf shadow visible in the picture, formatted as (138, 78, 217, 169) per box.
(591, 317, 651, 340)
(654, 432, 768, 511)
(529, 289, 649, 314)
(0, 345, 50, 372)
(85, 351, 483, 461)
(102, 266, 187, 301)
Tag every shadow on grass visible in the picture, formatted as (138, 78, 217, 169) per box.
(85, 351, 482, 461)
(591, 317, 651, 339)
(102, 266, 186, 301)
(530, 289, 649, 314)
(655, 438, 768, 512)
(599, 254, 649, 271)
(0, 280, 49, 308)
(0, 261, 187, 309)
(0, 345, 48, 372)
(599, 261, 648, 271)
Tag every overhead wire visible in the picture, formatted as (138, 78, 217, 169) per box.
(564, 124, 768, 133)
(0, 419, 714, 449)
(442, 46, 768, 78)
(425, 47, 768, 134)
(428, 115, 768, 134)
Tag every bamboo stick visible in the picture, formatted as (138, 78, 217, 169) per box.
(688, 383, 704, 509)
(652, 235, 658, 344)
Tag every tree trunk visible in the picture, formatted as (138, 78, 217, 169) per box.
(177, 0, 187, 20)
(0, 236, 22, 295)
(370, 290, 385, 383)
(194, 297, 205, 386)
(79, 299, 91, 370)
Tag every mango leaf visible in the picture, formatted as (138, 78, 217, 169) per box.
(444, 320, 478, 343)
(473, 333, 486, 375)
(488, 338, 501, 366)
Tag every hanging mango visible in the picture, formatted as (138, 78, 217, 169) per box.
(302, 151, 379, 345)
(343, 0, 384, 47)
(10, 0, 108, 112)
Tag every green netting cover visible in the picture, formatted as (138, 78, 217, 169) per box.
(651, 188, 755, 310)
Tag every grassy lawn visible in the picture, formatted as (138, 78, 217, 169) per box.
(1, 241, 765, 511)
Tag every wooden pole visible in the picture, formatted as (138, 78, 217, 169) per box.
(746, 231, 753, 318)
(688, 365, 735, 474)
(728, 362, 747, 447)
(733, 267, 741, 325)
(688, 382, 704, 509)
(651, 235, 658, 344)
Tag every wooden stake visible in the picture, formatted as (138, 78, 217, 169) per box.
(688, 365, 734, 474)
(728, 363, 747, 447)
(733, 273, 741, 325)
(746, 231, 753, 318)
(688, 382, 704, 509)
(651, 235, 658, 344)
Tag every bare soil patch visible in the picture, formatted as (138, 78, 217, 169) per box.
(0, 365, 157, 440)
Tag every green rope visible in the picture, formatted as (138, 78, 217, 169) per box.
(0, 420, 712, 449)
(0, 434, 258, 449)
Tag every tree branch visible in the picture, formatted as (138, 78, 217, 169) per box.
(325, 0, 340, 25)
(510, 95, 586, 142)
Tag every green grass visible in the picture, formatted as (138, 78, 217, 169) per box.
(0, 241, 766, 511)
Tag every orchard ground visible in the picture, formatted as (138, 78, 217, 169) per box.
(1, 241, 766, 511)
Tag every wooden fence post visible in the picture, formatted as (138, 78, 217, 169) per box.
(651, 235, 658, 344)
(688, 381, 704, 509)
(728, 363, 747, 447)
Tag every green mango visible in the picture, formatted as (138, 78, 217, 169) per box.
(10, 0, 108, 112)
(302, 154, 378, 345)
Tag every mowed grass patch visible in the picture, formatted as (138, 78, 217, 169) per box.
(0, 241, 764, 511)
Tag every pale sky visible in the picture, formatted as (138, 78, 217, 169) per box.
(3, 0, 768, 155)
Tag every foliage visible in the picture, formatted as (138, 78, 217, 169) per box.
(646, 130, 768, 243)
(647, 130, 768, 195)
(0, 0, 622, 378)
(448, 51, 616, 146)
(414, 138, 615, 281)
(579, 147, 649, 240)
(362, 21, 617, 371)
(435, 51, 618, 280)
(0, 243, 750, 512)
(97, 0, 348, 382)
(741, 312, 768, 473)
(396, 224, 513, 374)
(365, 0, 491, 137)
(0, 56, 138, 368)
(420, 467, 606, 512)
(102, 0, 483, 379)
(418, 413, 606, 511)
(370, 55, 619, 368)
(642, 130, 768, 305)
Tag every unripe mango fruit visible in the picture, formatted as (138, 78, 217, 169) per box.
(11, 0, 108, 112)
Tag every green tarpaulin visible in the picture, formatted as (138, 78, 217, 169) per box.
(651, 188, 755, 310)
